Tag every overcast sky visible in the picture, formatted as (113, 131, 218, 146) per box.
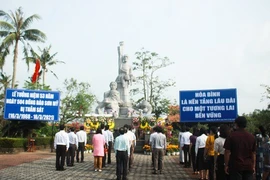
(2, 0, 270, 114)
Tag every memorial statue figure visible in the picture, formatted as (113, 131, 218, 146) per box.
(95, 82, 123, 116)
(136, 100, 152, 115)
(116, 42, 134, 107)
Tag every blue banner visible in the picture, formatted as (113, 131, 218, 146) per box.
(4, 89, 60, 121)
(179, 88, 238, 122)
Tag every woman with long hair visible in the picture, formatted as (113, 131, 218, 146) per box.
(92, 128, 105, 172)
(214, 124, 230, 180)
(195, 127, 208, 180)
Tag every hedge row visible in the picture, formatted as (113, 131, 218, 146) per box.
(0, 137, 52, 148)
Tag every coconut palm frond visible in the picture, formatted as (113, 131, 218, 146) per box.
(49, 69, 58, 79)
(21, 14, 41, 30)
(0, 30, 10, 37)
(0, 21, 15, 31)
(23, 29, 46, 42)
(1, 33, 16, 47)
(0, 10, 14, 23)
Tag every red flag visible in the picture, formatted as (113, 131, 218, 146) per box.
(31, 59, 41, 83)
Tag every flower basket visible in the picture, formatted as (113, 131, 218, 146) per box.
(85, 144, 93, 152)
(142, 144, 151, 154)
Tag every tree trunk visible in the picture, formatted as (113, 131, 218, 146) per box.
(143, 59, 147, 101)
(11, 40, 19, 88)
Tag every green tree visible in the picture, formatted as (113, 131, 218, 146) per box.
(0, 72, 12, 134)
(0, 46, 9, 71)
(132, 48, 175, 116)
(23, 79, 51, 90)
(0, 7, 46, 88)
(26, 45, 64, 88)
(244, 109, 270, 135)
(60, 78, 95, 124)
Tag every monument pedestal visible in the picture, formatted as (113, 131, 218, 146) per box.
(114, 117, 132, 129)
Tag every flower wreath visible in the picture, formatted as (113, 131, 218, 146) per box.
(107, 119, 115, 130)
(140, 121, 148, 129)
(148, 120, 156, 128)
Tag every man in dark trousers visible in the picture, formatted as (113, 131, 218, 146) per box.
(152, 126, 167, 175)
(224, 116, 256, 180)
(105, 125, 114, 164)
(54, 124, 69, 171)
(76, 126, 87, 163)
(66, 127, 78, 166)
(114, 127, 130, 180)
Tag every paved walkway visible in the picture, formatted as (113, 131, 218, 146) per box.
(0, 151, 198, 180)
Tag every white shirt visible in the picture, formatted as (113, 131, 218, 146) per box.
(76, 130, 87, 146)
(102, 129, 109, 146)
(124, 133, 131, 148)
(214, 137, 226, 155)
(150, 132, 157, 148)
(180, 131, 193, 147)
(68, 131, 78, 148)
(178, 132, 183, 143)
(106, 130, 114, 143)
(54, 130, 69, 150)
(195, 134, 208, 155)
(152, 132, 167, 150)
(127, 130, 136, 147)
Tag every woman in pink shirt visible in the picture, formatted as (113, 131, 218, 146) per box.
(92, 128, 105, 171)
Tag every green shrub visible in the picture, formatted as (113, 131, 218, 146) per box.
(34, 137, 51, 146)
(169, 137, 178, 145)
(0, 138, 26, 148)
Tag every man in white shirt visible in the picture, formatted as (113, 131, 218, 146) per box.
(124, 124, 136, 170)
(178, 129, 185, 164)
(105, 125, 114, 164)
(54, 124, 69, 171)
(149, 126, 157, 166)
(180, 126, 192, 168)
(67, 127, 78, 166)
(76, 126, 87, 163)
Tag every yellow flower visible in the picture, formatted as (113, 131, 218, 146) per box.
(142, 144, 151, 151)
(85, 144, 93, 151)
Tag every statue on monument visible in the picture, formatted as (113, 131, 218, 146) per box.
(115, 42, 134, 107)
(95, 81, 123, 117)
(95, 42, 136, 118)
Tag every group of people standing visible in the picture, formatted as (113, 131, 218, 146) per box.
(53, 125, 88, 171)
(53, 123, 136, 180)
(178, 116, 270, 180)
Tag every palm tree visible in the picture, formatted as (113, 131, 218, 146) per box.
(0, 46, 9, 71)
(27, 45, 64, 88)
(0, 7, 46, 88)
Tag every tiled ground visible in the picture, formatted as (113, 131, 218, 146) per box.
(0, 151, 198, 180)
